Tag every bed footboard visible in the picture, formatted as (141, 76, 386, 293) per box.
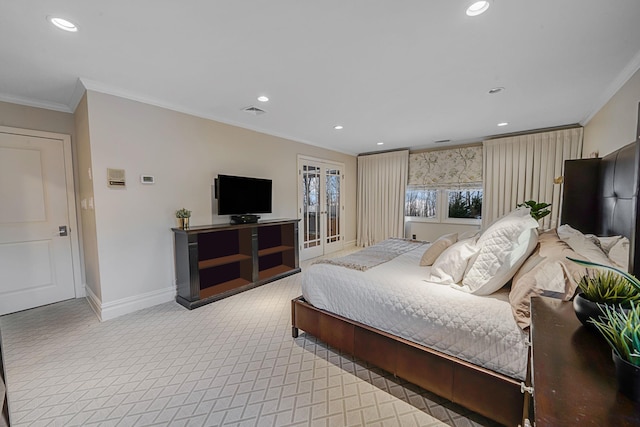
(291, 296, 524, 427)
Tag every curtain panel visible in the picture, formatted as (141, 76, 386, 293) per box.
(357, 150, 409, 247)
(482, 128, 583, 229)
(408, 146, 483, 189)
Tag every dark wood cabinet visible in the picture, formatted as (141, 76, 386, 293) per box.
(173, 219, 300, 309)
(528, 296, 640, 426)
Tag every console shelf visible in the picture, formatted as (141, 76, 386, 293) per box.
(173, 219, 300, 309)
(198, 253, 252, 269)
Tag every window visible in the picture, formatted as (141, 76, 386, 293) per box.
(405, 188, 437, 218)
(446, 189, 482, 219)
(405, 188, 482, 224)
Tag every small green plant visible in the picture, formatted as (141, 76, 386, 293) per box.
(517, 200, 551, 221)
(568, 258, 640, 293)
(577, 270, 640, 304)
(590, 302, 640, 366)
(176, 208, 191, 219)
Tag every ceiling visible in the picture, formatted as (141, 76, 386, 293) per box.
(2, 1, 640, 155)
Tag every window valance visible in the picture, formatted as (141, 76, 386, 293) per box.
(408, 146, 483, 189)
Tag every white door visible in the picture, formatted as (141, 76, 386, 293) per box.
(298, 157, 344, 261)
(0, 131, 76, 315)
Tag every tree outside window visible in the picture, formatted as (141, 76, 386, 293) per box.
(447, 189, 482, 219)
(405, 189, 437, 218)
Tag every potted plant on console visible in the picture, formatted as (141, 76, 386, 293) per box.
(591, 301, 640, 401)
(572, 267, 640, 329)
(569, 258, 640, 401)
(176, 208, 191, 229)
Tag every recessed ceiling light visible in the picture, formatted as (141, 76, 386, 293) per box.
(48, 16, 78, 32)
(466, 1, 490, 16)
(488, 87, 505, 94)
(333, 125, 344, 130)
(257, 96, 269, 102)
(497, 122, 509, 127)
(377, 142, 384, 146)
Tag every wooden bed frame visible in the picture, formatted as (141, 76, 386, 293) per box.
(291, 296, 524, 425)
(292, 107, 640, 427)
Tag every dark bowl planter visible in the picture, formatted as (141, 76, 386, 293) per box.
(613, 351, 640, 402)
(573, 292, 608, 330)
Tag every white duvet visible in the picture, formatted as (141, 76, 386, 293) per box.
(302, 245, 529, 380)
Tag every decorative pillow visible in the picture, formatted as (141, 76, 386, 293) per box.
(429, 237, 479, 284)
(458, 208, 539, 295)
(557, 224, 612, 266)
(458, 229, 480, 240)
(595, 235, 624, 254)
(420, 233, 457, 266)
(609, 237, 630, 270)
(509, 229, 589, 329)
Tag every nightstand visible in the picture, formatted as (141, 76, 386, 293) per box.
(527, 296, 640, 426)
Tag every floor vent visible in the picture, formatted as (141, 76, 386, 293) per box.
(242, 106, 267, 115)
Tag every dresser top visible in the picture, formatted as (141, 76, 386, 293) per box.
(530, 296, 640, 426)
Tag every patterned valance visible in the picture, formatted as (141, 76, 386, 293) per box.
(408, 146, 483, 189)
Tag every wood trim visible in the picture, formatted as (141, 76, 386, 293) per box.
(291, 296, 523, 427)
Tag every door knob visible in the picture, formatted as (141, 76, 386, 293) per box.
(59, 225, 68, 236)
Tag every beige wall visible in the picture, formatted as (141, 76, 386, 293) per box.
(405, 221, 480, 242)
(0, 101, 75, 137)
(584, 68, 640, 157)
(74, 94, 101, 300)
(82, 90, 356, 308)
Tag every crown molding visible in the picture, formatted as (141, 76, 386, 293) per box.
(0, 92, 72, 113)
(581, 50, 640, 126)
(78, 78, 356, 156)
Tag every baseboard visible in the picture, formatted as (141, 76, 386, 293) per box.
(85, 285, 176, 322)
(84, 285, 102, 321)
(344, 239, 357, 248)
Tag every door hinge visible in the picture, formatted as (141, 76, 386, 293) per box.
(520, 382, 534, 395)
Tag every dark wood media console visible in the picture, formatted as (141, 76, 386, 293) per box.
(173, 219, 300, 309)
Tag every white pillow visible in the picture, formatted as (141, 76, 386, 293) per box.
(457, 207, 539, 295)
(429, 237, 479, 284)
(609, 237, 630, 270)
(460, 227, 539, 295)
(557, 224, 612, 266)
(420, 233, 457, 266)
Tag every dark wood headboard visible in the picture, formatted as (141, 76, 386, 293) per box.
(561, 102, 640, 276)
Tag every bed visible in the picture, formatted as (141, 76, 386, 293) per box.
(292, 136, 640, 426)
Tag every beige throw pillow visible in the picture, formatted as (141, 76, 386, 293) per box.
(419, 233, 457, 266)
(509, 229, 588, 329)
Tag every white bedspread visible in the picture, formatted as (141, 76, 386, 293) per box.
(301, 245, 529, 380)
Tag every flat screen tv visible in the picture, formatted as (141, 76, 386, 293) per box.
(215, 174, 272, 215)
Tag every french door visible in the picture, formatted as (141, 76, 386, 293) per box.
(298, 156, 344, 261)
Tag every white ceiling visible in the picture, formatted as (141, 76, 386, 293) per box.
(2, 1, 640, 155)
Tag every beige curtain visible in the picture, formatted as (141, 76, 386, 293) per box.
(357, 150, 409, 247)
(482, 128, 583, 229)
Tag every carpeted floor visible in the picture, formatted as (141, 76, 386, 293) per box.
(0, 251, 498, 426)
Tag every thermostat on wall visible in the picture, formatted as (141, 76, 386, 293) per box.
(141, 175, 155, 184)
